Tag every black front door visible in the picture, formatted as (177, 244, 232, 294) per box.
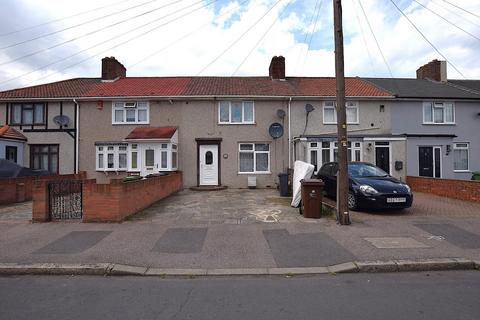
(375, 146, 390, 174)
(419, 147, 433, 177)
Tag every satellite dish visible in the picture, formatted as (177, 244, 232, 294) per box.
(269, 122, 284, 139)
(305, 103, 315, 113)
(53, 115, 70, 127)
(276, 109, 286, 119)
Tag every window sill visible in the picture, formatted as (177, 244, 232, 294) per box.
(218, 122, 256, 126)
(95, 169, 128, 172)
(112, 122, 150, 125)
(453, 170, 471, 173)
(322, 122, 359, 125)
(422, 123, 456, 126)
(238, 171, 271, 175)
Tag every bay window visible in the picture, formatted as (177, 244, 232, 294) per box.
(308, 141, 362, 172)
(239, 143, 270, 173)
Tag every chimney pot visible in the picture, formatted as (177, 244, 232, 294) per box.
(416, 59, 447, 82)
(269, 56, 286, 80)
(101, 57, 126, 80)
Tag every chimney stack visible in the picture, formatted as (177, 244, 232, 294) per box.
(269, 56, 286, 80)
(416, 59, 447, 82)
(101, 57, 126, 80)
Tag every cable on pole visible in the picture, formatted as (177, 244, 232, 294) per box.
(350, 0, 377, 76)
(300, 0, 323, 74)
(293, 0, 321, 74)
(389, 0, 466, 78)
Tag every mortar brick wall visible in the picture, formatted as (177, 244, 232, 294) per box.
(82, 172, 182, 222)
(407, 176, 480, 203)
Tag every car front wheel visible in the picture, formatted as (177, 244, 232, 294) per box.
(348, 192, 358, 211)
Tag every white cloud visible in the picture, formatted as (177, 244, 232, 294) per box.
(0, 0, 478, 90)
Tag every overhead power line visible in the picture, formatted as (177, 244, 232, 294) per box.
(0, 0, 184, 67)
(440, 0, 480, 19)
(350, 0, 377, 76)
(388, 0, 466, 78)
(430, 0, 480, 28)
(22, 0, 219, 87)
(196, 0, 284, 75)
(412, 0, 480, 41)
(357, 0, 396, 79)
(293, 0, 320, 74)
(129, 0, 251, 69)
(300, 0, 323, 74)
(0, 0, 135, 38)
(0, 0, 168, 50)
(232, 0, 295, 75)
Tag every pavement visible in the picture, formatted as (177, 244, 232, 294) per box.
(0, 189, 480, 275)
(1, 272, 480, 320)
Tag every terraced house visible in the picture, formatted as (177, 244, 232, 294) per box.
(0, 56, 478, 188)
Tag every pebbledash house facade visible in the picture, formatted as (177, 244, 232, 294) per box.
(0, 56, 478, 188)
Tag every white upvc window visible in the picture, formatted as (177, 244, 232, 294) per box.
(238, 143, 270, 173)
(423, 102, 455, 124)
(129, 144, 139, 171)
(308, 141, 362, 172)
(453, 142, 469, 172)
(112, 101, 149, 124)
(96, 144, 128, 171)
(218, 101, 255, 124)
(323, 101, 359, 124)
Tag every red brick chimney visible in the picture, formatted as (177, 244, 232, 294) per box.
(269, 56, 286, 80)
(101, 57, 126, 80)
(416, 59, 447, 82)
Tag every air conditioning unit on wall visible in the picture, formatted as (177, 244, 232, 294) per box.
(248, 176, 256, 189)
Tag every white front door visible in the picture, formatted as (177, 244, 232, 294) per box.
(199, 145, 218, 186)
(141, 144, 158, 176)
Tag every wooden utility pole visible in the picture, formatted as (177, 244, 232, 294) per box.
(333, 0, 350, 225)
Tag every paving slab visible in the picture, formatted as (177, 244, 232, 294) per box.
(263, 229, 356, 268)
(414, 223, 480, 249)
(152, 227, 207, 253)
(34, 231, 111, 254)
(364, 237, 429, 249)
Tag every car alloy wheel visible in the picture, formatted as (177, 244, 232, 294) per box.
(348, 192, 357, 210)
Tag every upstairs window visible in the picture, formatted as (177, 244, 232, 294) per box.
(219, 101, 254, 124)
(112, 101, 149, 124)
(423, 102, 454, 124)
(10, 103, 45, 125)
(323, 101, 358, 124)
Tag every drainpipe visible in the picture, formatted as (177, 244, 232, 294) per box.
(288, 97, 292, 169)
(73, 99, 79, 174)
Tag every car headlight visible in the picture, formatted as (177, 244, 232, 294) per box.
(404, 184, 411, 193)
(359, 185, 379, 195)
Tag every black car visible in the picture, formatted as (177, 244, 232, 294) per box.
(316, 162, 413, 210)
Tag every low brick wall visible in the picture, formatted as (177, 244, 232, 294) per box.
(31, 172, 87, 222)
(1, 172, 86, 205)
(407, 176, 480, 203)
(82, 172, 183, 222)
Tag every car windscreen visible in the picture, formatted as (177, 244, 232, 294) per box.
(348, 163, 388, 178)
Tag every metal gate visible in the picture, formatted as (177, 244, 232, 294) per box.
(49, 180, 83, 220)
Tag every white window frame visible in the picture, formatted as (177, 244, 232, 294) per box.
(307, 141, 362, 173)
(238, 143, 270, 174)
(322, 101, 359, 124)
(422, 102, 455, 125)
(96, 144, 128, 172)
(453, 142, 469, 172)
(218, 101, 255, 124)
(112, 101, 150, 125)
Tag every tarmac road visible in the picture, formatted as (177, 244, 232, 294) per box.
(0, 271, 479, 320)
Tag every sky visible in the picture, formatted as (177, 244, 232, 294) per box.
(0, 0, 478, 90)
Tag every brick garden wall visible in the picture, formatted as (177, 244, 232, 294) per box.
(1, 173, 86, 205)
(31, 172, 87, 222)
(407, 176, 480, 203)
(82, 172, 182, 222)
